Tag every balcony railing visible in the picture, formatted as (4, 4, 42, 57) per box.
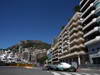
(80, 0, 85, 5)
(69, 22, 77, 30)
(70, 45, 78, 51)
(95, 7, 100, 16)
(70, 27, 78, 35)
(81, 3, 94, 18)
(84, 27, 100, 38)
(70, 34, 77, 42)
(77, 25, 83, 30)
(77, 37, 85, 44)
(59, 51, 86, 59)
(85, 36, 100, 46)
(82, 10, 95, 24)
(80, 0, 90, 12)
(83, 18, 96, 30)
(77, 31, 84, 37)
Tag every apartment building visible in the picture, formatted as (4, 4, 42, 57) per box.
(47, 49, 52, 64)
(68, 12, 88, 65)
(58, 24, 69, 63)
(51, 41, 60, 64)
(50, 12, 88, 65)
(80, 0, 100, 64)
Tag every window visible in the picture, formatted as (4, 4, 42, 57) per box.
(89, 49, 95, 54)
(95, 2, 100, 9)
(97, 48, 100, 52)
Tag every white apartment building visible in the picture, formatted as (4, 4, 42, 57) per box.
(80, 0, 100, 64)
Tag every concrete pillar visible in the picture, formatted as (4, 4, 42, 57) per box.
(78, 55, 81, 65)
(89, 56, 93, 64)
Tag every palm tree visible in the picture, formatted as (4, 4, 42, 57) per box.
(74, 5, 80, 12)
(61, 25, 65, 30)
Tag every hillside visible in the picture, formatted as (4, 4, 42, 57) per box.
(8, 40, 51, 50)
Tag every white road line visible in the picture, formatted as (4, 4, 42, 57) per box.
(51, 72, 61, 75)
(93, 74, 100, 75)
(60, 72, 72, 75)
(47, 71, 50, 72)
(71, 72, 81, 75)
(81, 73, 91, 75)
(82, 73, 100, 75)
(50, 71, 100, 75)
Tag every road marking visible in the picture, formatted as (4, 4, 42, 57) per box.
(50, 71, 100, 75)
(93, 74, 100, 75)
(47, 71, 50, 72)
(71, 72, 81, 75)
(51, 72, 61, 75)
(81, 73, 91, 75)
(60, 72, 72, 75)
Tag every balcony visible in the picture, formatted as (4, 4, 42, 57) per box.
(81, 3, 94, 18)
(95, 7, 100, 16)
(70, 27, 78, 35)
(80, 0, 90, 12)
(77, 38, 85, 44)
(69, 22, 77, 30)
(82, 10, 95, 24)
(70, 33, 77, 41)
(63, 31, 68, 37)
(63, 45, 69, 49)
(77, 31, 84, 37)
(77, 25, 83, 30)
(80, 0, 86, 7)
(78, 44, 85, 49)
(63, 42, 68, 47)
(53, 49, 58, 54)
(70, 45, 78, 51)
(84, 27, 100, 38)
(59, 55, 67, 59)
(63, 35, 68, 40)
(94, 0, 100, 9)
(67, 51, 85, 57)
(85, 36, 100, 46)
(53, 53, 58, 57)
(83, 18, 97, 31)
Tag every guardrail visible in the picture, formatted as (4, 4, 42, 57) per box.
(9, 63, 37, 67)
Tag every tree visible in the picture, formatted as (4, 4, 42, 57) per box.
(74, 5, 80, 12)
(61, 25, 65, 30)
(37, 55, 48, 64)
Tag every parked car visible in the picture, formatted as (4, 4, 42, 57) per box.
(56, 62, 76, 72)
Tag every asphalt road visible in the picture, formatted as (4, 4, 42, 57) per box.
(0, 66, 100, 75)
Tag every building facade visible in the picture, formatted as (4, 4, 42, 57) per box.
(47, 49, 53, 64)
(50, 12, 88, 65)
(80, 0, 100, 64)
(68, 12, 87, 65)
(51, 41, 60, 64)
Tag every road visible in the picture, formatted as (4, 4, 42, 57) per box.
(0, 66, 100, 75)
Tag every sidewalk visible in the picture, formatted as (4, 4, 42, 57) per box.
(77, 68, 100, 72)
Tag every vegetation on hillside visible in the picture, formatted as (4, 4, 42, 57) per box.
(8, 40, 51, 50)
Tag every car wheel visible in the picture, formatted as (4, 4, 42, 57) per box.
(69, 68, 76, 72)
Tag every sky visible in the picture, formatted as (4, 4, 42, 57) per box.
(0, 0, 80, 48)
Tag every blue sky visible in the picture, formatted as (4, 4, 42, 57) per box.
(0, 0, 80, 48)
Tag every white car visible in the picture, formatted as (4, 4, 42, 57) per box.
(57, 62, 76, 72)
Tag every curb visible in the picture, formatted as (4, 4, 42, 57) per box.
(77, 68, 100, 72)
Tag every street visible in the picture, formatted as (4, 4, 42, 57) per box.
(0, 66, 100, 75)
